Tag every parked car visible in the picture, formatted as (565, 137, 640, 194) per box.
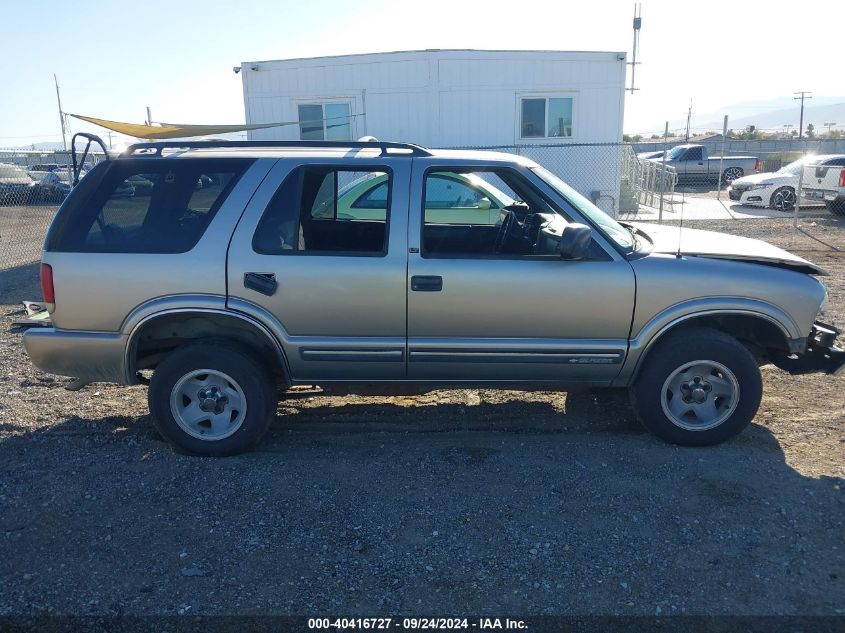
(109, 180, 136, 199)
(330, 171, 515, 223)
(648, 144, 759, 185)
(34, 169, 84, 203)
(800, 159, 845, 216)
(728, 155, 845, 211)
(0, 162, 37, 205)
(126, 174, 155, 196)
(24, 139, 842, 456)
(28, 163, 65, 183)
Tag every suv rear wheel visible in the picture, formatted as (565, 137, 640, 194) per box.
(148, 342, 276, 456)
(630, 327, 762, 446)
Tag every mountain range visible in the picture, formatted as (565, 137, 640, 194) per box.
(638, 96, 845, 136)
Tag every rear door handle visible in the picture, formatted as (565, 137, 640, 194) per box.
(411, 275, 443, 292)
(244, 272, 278, 296)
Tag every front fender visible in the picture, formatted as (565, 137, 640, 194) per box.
(612, 297, 802, 387)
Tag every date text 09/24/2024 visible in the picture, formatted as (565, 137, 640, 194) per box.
(307, 618, 528, 630)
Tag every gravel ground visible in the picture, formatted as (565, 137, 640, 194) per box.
(0, 217, 844, 618)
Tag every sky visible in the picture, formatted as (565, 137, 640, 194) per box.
(1, 0, 843, 146)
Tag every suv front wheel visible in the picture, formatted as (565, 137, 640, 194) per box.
(630, 327, 763, 446)
(148, 342, 276, 456)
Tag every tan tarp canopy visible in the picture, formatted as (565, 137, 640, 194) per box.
(69, 114, 288, 140)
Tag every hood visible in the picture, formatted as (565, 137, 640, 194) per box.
(631, 222, 826, 275)
(0, 176, 34, 185)
(731, 171, 794, 187)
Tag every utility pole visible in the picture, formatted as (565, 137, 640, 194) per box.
(783, 124, 794, 138)
(53, 74, 68, 151)
(627, 3, 642, 94)
(794, 91, 812, 140)
(146, 106, 153, 126)
(824, 122, 837, 136)
(685, 99, 692, 141)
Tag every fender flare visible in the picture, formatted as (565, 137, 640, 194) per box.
(614, 298, 801, 386)
(122, 295, 290, 383)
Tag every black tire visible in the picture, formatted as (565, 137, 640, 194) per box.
(630, 327, 762, 446)
(826, 196, 845, 216)
(769, 186, 796, 212)
(148, 342, 276, 456)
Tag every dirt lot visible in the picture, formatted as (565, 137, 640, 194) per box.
(0, 215, 843, 618)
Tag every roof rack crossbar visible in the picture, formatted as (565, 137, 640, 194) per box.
(121, 140, 432, 157)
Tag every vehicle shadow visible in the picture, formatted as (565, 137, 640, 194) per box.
(269, 387, 641, 438)
(0, 261, 40, 306)
(0, 390, 842, 615)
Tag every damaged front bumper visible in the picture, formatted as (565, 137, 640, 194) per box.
(772, 321, 845, 375)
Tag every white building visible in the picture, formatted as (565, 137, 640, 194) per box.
(239, 49, 627, 213)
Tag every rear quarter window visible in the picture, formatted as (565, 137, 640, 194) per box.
(47, 158, 252, 253)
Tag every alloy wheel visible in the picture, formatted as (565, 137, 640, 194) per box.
(660, 360, 740, 431)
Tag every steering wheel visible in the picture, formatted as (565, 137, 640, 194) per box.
(494, 209, 516, 253)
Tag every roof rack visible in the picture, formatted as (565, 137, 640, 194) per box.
(121, 139, 432, 158)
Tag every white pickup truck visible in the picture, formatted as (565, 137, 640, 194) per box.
(649, 144, 760, 185)
(801, 159, 845, 215)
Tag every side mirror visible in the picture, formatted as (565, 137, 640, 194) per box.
(559, 223, 592, 260)
(476, 197, 492, 210)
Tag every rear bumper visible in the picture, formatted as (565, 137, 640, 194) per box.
(771, 321, 845, 375)
(23, 328, 128, 383)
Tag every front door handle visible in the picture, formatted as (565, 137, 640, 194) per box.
(244, 272, 278, 296)
(411, 275, 443, 292)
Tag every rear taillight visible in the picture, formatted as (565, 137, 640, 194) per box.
(839, 168, 845, 188)
(40, 263, 55, 308)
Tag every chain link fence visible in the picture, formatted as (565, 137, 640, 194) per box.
(6, 139, 842, 276)
(1, 149, 104, 274)
(450, 142, 678, 217)
(1, 142, 681, 275)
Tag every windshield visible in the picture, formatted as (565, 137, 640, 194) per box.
(665, 146, 687, 160)
(778, 156, 818, 176)
(531, 166, 634, 251)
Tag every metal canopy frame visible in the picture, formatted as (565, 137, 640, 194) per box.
(70, 132, 109, 185)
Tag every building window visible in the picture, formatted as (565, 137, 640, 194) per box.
(298, 103, 352, 141)
(520, 97, 573, 139)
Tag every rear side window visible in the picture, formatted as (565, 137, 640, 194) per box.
(253, 167, 391, 256)
(50, 158, 251, 253)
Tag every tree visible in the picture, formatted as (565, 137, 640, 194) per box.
(737, 125, 762, 140)
(623, 134, 642, 143)
(806, 123, 816, 139)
